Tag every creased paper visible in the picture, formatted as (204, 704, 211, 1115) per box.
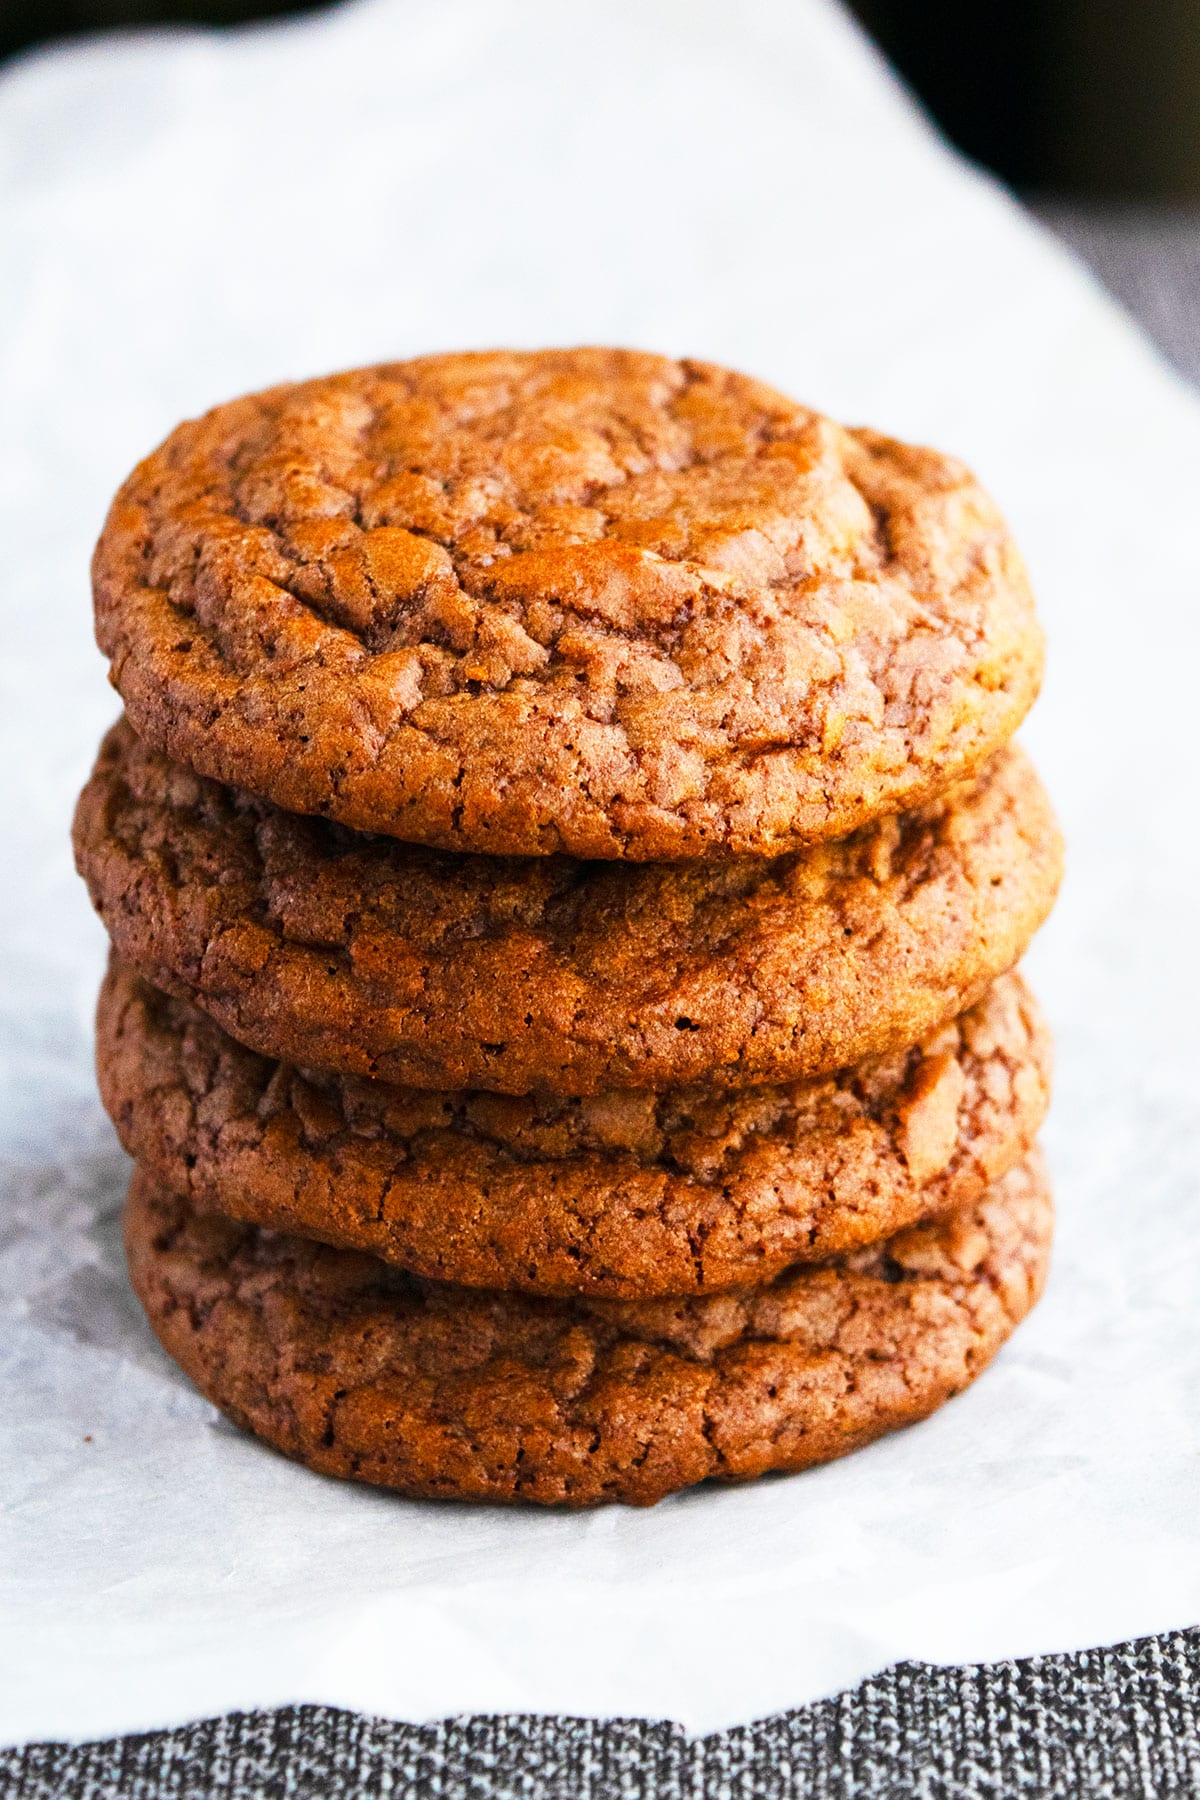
(2, 0, 1199, 1747)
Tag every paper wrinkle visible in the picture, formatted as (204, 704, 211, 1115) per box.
(2, 0, 1199, 1747)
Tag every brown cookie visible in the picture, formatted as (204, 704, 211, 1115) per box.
(93, 349, 1043, 861)
(99, 961, 1051, 1299)
(124, 1152, 1052, 1507)
(73, 720, 1062, 1097)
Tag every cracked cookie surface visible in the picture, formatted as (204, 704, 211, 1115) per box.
(124, 1152, 1052, 1506)
(93, 348, 1043, 860)
(73, 720, 1062, 1096)
(100, 962, 1050, 1298)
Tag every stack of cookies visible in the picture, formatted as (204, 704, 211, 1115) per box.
(73, 350, 1061, 1507)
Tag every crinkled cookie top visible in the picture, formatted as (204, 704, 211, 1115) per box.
(94, 348, 1043, 859)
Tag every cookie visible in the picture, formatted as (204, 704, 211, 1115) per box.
(93, 349, 1043, 861)
(124, 1152, 1051, 1507)
(74, 720, 1062, 1096)
(100, 960, 1051, 1298)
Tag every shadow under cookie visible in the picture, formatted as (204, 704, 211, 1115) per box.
(123, 1152, 1053, 1508)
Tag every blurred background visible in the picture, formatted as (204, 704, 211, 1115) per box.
(0, 0, 1196, 389)
(2, 0, 1200, 200)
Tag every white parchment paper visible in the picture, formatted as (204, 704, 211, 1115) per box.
(2, 0, 1199, 1748)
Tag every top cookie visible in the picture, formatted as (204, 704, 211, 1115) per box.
(93, 349, 1043, 860)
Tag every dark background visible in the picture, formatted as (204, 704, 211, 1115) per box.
(1, 0, 1199, 200)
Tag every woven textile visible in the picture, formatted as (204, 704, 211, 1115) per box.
(1033, 203, 1200, 386)
(5, 1629, 1200, 1799)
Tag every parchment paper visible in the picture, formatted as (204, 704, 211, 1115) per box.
(2, 0, 1199, 1747)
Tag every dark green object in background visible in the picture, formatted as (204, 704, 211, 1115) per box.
(851, 0, 1200, 201)
(0, 0, 329, 64)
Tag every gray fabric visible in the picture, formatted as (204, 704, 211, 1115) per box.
(5, 207, 1200, 1799)
(1032, 202, 1200, 388)
(5, 1629, 1200, 1799)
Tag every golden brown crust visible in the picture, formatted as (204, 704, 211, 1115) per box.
(93, 349, 1043, 860)
(124, 1153, 1052, 1507)
(99, 962, 1051, 1298)
(73, 720, 1062, 1096)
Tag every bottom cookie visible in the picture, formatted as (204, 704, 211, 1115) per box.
(125, 1154, 1052, 1508)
